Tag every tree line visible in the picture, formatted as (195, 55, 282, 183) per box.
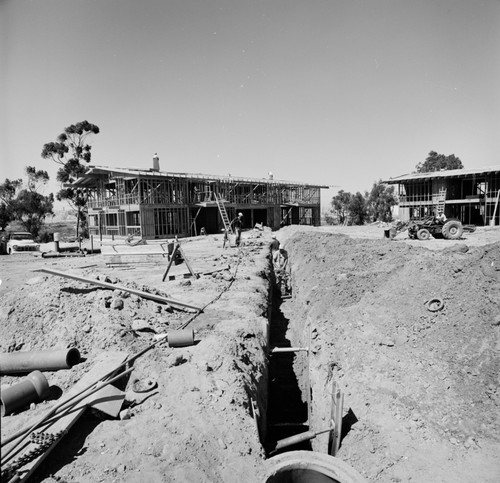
(0, 121, 99, 238)
(326, 151, 464, 225)
(0, 119, 465, 237)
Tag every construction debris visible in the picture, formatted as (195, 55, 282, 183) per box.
(0, 348, 81, 375)
(36, 267, 203, 312)
(1, 351, 131, 482)
(1, 371, 50, 417)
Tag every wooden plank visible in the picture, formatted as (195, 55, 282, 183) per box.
(88, 384, 126, 418)
(328, 381, 344, 456)
(3, 351, 129, 482)
(177, 245, 198, 279)
(162, 244, 179, 282)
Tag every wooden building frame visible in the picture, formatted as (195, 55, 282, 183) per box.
(73, 165, 327, 239)
(385, 166, 500, 226)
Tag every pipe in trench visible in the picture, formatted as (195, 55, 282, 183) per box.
(270, 425, 333, 455)
(1, 371, 50, 417)
(0, 348, 81, 375)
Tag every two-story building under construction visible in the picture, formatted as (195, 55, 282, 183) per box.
(72, 161, 327, 239)
(385, 166, 500, 226)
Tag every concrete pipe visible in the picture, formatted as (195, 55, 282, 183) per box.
(168, 329, 195, 348)
(263, 451, 367, 483)
(53, 232, 60, 252)
(1, 370, 50, 417)
(0, 348, 81, 375)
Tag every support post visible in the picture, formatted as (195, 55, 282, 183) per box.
(162, 244, 179, 282)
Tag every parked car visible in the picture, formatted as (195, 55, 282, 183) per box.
(6, 231, 40, 254)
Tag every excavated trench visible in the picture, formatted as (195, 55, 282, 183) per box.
(265, 291, 311, 455)
(261, 251, 366, 483)
(264, 258, 312, 456)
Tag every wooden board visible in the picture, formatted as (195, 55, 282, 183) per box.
(5, 351, 128, 482)
(328, 381, 344, 457)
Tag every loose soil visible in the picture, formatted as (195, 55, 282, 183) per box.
(1, 224, 499, 482)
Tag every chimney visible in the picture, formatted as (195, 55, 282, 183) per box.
(152, 153, 160, 171)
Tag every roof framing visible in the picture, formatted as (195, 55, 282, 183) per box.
(73, 165, 328, 189)
(384, 166, 500, 184)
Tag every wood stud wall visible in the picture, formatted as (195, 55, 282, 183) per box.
(397, 172, 500, 225)
(86, 173, 324, 239)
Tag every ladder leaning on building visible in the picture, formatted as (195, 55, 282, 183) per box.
(214, 193, 234, 235)
(436, 188, 447, 216)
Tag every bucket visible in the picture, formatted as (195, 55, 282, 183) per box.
(167, 242, 183, 264)
(228, 234, 238, 247)
(167, 242, 175, 255)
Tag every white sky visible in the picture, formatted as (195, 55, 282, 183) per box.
(1, 0, 499, 210)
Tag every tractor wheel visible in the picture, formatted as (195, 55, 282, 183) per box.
(417, 228, 431, 240)
(442, 220, 463, 240)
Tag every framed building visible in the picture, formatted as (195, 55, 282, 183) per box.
(72, 164, 327, 239)
(385, 166, 500, 226)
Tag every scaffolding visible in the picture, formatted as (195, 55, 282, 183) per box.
(76, 166, 327, 239)
(386, 167, 500, 226)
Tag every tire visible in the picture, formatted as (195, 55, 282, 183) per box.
(442, 220, 463, 240)
(417, 228, 431, 240)
(427, 298, 444, 312)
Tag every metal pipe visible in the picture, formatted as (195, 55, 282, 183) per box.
(0, 348, 81, 375)
(1, 371, 50, 417)
(41, 252, 85, 258)
(270, 347, 309, 354)
(1, 332, 175, 450)
(1, 367, 134, 460)
(37, 268, 203, 312)
(272, 426, 333, 453)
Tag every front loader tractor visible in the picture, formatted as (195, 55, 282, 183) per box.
(407, 216, 465, 240)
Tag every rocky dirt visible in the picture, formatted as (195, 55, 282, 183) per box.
(1, 231, 271, 483)
(277, 224, 500, 482)
(1, 223, 499, 483)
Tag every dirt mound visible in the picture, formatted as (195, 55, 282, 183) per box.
(1, 225, 499, 483)
(0, 235, 270, 483)
(282, 231, 500, 482)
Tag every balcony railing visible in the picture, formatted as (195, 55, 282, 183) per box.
(87, 192, 320, 208)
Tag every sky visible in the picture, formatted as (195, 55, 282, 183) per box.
(1, 0, 499, 211)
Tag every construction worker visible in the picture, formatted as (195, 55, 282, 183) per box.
(276, 247, 288, 269)
(270, 234, 280, 262)
(233, 212, 244, 246)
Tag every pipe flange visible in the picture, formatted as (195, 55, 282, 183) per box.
(131, 378, 158, 393)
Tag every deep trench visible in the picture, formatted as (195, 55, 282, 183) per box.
(264, 266, 311, 456)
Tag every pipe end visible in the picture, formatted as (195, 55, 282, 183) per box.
(66, 348, 81, 368)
